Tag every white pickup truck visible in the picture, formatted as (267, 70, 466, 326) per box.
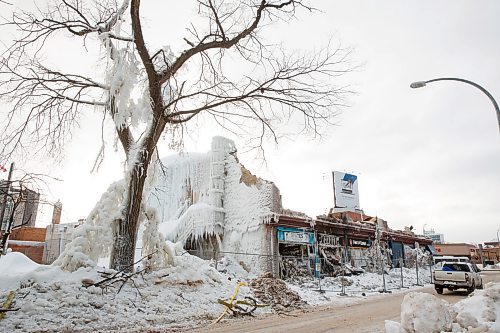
(433, 262, 483, 294)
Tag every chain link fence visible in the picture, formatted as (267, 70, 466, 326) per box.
(180, 248, 434, 296)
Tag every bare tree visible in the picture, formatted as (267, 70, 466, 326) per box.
(0, 0, 352, 271)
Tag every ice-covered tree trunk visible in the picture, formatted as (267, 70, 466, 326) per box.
(110, 169, 145, 271)
(110, 106, 167, 271)
(108, 0, 167, 272)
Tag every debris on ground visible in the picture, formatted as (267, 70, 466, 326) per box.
(334, 276, 353, 286)
(249, 272, 306, 311)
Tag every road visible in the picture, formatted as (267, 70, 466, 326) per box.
(183, 271, 500, 333)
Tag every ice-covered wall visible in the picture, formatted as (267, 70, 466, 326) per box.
(151, 136, 281, 274)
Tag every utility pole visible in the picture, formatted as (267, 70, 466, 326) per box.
(0, 162, 14, 255)
(0, 163, 14, 231)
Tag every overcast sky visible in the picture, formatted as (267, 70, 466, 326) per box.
(1, 1, 499, 244)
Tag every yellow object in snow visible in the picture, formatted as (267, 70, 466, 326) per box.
(0, 291, 16, 321)
(214, 282, 248, 324)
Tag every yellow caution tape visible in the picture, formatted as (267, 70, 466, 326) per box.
(0, 291, 16, 321)
(214, 282, 247, 324)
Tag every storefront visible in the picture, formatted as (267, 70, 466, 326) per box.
(348, 238, 372, 268)
(269, 215, 433, 278)
(276, 226, 315, 278)
(317, 233, 344, 275)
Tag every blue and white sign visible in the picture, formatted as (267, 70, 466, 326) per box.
(333, 171, 360, 210)
(277, 227, 314, 244)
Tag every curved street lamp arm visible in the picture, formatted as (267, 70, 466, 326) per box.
(414, 77, 500, 133)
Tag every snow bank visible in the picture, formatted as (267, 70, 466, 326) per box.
(400, 292, 455, 332)
(484, 263, 500, 270)
(0, 252, 40, 290)
(211, 256, 257, 280)
(386, 282, 500, 333)
(0, 248, 254, 332)
(0, 252, 452, 332)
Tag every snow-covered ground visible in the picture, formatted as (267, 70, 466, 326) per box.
(484, 263, 500, 270)
(386, 283, 500, 333)
(287, 267, 431, 306)
(0, 249, 438, 332)
(0, 251, 256, 332)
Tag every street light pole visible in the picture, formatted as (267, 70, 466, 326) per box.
(497, 228, 500, 264)
(410, 77, 500, 133)
(0, 163, 14, 231)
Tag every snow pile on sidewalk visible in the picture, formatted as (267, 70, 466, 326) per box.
(288, 267, 431, 306)
(0, 251, 40, 288)
(249, 272, 306, 311)
(0, 250, 254, 332)
(484, 263, 500, 270)
(385, 282, 500, 333)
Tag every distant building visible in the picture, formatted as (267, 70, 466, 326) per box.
(6, 227, 46, 263)
(44, 221, 80, 264)
(44, 202, 85, 264)
(0, 195, 66, 264)
(433, 243, 476, 259)
(0, 182, 40, 232)
(51, 200, 62, 225)
(423, 228, 444, 243)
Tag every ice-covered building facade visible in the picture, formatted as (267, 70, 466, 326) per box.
(151, 137, 281, 275)
(149, 137, 434, 279)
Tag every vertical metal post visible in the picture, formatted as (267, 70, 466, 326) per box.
(380, 251, 391, 293)
(314, 230, 320, 279)
(0, 163, 14, 231)
(0, 163, 15, 256)
(416, 249, 420, 285)
(382, 264, 387, 292)
(339, 252, 346, 296)
(213, 249, 218, 270)
(479, 244, 485, 268)
(400, 258, 404, 288)
(429, 261, 433, 284)
(413, 245, 424, 287)
(318, 262, 322, 292)
(317, 258, 324, 293)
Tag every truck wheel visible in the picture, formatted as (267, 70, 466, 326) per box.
(435, 286, 443, 294)
(467, 281, 475, 294)
(477, 279, 484, 289)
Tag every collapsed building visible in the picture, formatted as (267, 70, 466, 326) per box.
(150, 137, 432, 278)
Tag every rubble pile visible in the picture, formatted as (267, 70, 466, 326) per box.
(281, 258, 312, 282)
(249, 272, 306, 311)
(334, 276, 353, 286)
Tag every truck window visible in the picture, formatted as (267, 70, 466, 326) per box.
(442, 263, 470, 272)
